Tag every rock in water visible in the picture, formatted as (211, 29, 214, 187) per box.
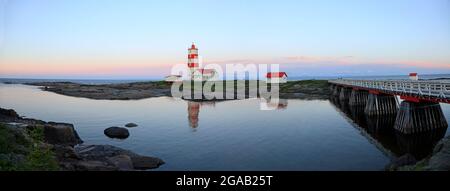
(0, 108, 19, 118)
(104, 126, 130, 139)
(131, 156, 165, 170)
(42, 122, 83, 146)
(125, 123, 138, 128)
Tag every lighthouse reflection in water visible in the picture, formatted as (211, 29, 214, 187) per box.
(187, 101, 215, 129)
(187, 99, 288, 129)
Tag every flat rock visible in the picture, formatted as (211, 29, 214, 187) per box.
(53, 144, 80, 160)
(75, 144, 137, 160)
(74, 144, 164, 170)
(125, 123, 138, 128)
(75, 160, 118, 171)
(107, 154, 134, 171)
(132, 156, 165, 170)
(104, 126, 129, 139)
(42, 122, 83, 146)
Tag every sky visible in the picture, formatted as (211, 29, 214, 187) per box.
(0, 0, 449, 79)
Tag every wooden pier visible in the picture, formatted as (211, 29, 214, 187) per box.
(329, 79, 449, 134)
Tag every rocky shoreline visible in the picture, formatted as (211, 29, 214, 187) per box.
(387, 136, 450, 171)
(24, 80, 331, 100)
(0, 108, 164, 171)
(25, 81, 172, 100)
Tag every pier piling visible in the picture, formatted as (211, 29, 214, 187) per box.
(329, 84, 335, 92)
(332, 85, 341, 96)
(394, 101, 448, 134)
(349, 89, 368, 106)
(364, 92, 398, 116)
(339, 87, 352, 102)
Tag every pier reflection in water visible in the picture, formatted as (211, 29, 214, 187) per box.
(330, 97, 447, 160)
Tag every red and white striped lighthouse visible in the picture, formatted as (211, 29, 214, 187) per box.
(188, 43, 199, 79)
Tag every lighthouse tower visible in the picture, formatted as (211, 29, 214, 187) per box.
(187, 43, 199, 80)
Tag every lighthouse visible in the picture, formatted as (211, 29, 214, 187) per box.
(188, 43, 199, 80)
(186, 43, 217, 81)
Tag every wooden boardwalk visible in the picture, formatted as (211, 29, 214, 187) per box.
(329, 79, 450, 103)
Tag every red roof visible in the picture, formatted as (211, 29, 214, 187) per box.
(197, 69, 215, 74)
(190, 43, 197, 49)
(409, 73, 418, 76)
(266, 72, 287, 78)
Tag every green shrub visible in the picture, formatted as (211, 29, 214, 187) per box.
(0, 124, 59, 171)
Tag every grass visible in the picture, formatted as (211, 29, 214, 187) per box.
(280, 80, 330, 93)
(0, 124, 59, 171)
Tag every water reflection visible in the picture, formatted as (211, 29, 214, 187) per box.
(187, 99, 288, 129)
(187, 101, 216, 128)
(395, 128, 447, 159)
(261, 98, 288, 110)
(3, 83, 449, 170)
(329, 97, 446, 160)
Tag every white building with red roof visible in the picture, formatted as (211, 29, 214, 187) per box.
(187, 43, 217, 81)
(164, 75, 182, 82)
(409, 73, 418, 81)
(266, 72, 288, 83)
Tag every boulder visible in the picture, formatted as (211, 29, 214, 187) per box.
(43, 122, 83, 146)
(74, 160, 118, 171)
(74, 144, 164, 170)
(107, 154, 134, 170)
(125, 123, 138, 128)
(131, 156, 165, 170)
(53, 144, 80, 160)
(387, 154, 417, 170)
(426, 136, 450, 170)
(0, 108, 19, 118)
(75, 144, 139, 160)
(104, 126, 129, 139)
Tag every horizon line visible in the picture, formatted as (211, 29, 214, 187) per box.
(1, 73, 450, 81)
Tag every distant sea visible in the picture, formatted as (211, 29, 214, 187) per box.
(0, 74, 449, 84)
(0, 78, 156, 85)
(288, 73, 450, 81)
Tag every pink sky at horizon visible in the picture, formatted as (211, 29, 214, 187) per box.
(1, 54, 449, 79)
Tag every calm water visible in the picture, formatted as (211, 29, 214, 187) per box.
(0, 83, 449, 170)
